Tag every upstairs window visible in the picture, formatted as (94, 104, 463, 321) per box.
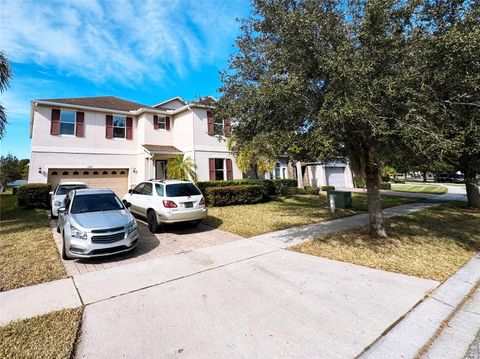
(214, 118, 224, 136)
(60, 110, 76, 135)
(113, 116, 126, 138)
(158, 117, 166, 130)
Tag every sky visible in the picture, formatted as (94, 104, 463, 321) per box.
(0, 0, 251, 159)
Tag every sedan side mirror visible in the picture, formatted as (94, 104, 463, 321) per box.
(58, 207, 67, 215)
(49, 191, 54, 195)
(128, 189, 133, 194)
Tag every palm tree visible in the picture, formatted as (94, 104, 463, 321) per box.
(166, 155, 197, 181)
(0, 51, 12, 139)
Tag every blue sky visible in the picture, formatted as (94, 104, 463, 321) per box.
(0, 0, 251, 159)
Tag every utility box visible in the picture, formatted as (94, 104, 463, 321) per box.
(328, 190, 353, 210)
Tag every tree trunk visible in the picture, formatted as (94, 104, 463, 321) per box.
(365, 161, 387, 238)
(465, 169, 480, 208)
(296, 161, 303, 188)
(422, 171, 427, 182)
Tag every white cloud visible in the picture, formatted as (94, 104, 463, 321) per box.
(0, 0, 249, 85)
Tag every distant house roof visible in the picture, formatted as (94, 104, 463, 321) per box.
(37, 96, 151, 112)
(142, 145, 182, 153)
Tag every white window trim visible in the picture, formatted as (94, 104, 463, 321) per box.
(112, 115, 126, 139)
(59, 109, 77, 136)
(157, 117, 167, 130)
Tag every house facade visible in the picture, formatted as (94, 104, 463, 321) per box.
(28, 96, 290, 195)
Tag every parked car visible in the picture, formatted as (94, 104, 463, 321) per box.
(123, 180, 207, 233)
(435, 172, 452, 182)
(50, 181, 88, 218)
(57, 188, 139, 259)
(435, 172, 465, 183)
(452, 172, 465, 183)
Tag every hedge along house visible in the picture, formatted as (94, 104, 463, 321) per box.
(28, 96, 288, 196)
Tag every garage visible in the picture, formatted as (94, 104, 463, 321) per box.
(325, 167, 346, 188)
(47, 168, 129, 196)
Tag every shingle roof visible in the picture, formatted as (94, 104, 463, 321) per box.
(37, 96, 151, 112)
(143, 145, 182, 153)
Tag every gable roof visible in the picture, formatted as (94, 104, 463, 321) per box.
(153, 96, 187, 109)
(37, 96, 151, 112)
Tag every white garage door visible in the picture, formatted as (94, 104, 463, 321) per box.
(325, 167, 346, 188)
(48, 168, 129, 197)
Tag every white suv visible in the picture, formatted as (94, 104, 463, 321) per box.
(123, 180, 207, 233)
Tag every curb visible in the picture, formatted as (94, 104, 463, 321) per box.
(359, 253, 480, 359)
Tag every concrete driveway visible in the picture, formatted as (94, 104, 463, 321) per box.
(51, 219, 242, 276)
(75, 240, 437, 359)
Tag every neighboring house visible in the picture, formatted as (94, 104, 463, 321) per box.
(28, 96, 291, 195)
(290, 161, 354, 189)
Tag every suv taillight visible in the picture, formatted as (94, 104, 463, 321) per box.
(199, 197, 206, 206)
(163, 200, 177, 208)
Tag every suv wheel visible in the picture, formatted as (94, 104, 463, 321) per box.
(147, 210, 160, 233)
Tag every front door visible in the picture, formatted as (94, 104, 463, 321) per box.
(155, 160, 167, 180)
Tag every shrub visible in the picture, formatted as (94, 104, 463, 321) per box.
(392, 178, 406, 184)
(196, 179, 275, 198)
(380, 182, 392, 190)
(279, 187, 307, 195)
(305, 186, 320, 195)
(321, 185, 335, 191)
(271, 179, 297, 192)
(205, 185, 264, 206)
(17, 183, 52, 208)
(381, 175, 391, 182)
(353, 176, 366, 188)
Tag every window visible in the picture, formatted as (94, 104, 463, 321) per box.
(214, 118, 224, 136)
(83, 171, 89, 175)
(56, 184, 88, 195)
(103, 171, 108, 175)
(73, 171, 79, 175)
(132, 183, 145, 194)
(93, 171, 99, 175)
(111, 171, 117, 175)
(155, 184, 164, 196)
(215, 159, 225, 180)
(60, 110, 76, 135)
(62, 171, 69, 175)
(158, 117, 166, 130)
(143, 183, 153, 196)
(70, 193, 123, 214)
(113, 116, 126, 138)
(275, 163, 281, 179)
(51, 171, 58, 176)
(166, 183, 201, 197)
(120, 170, 126, 175)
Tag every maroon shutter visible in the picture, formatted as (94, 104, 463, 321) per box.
(106, 115, 113, 139)
(226, 159, 233, 180)
(126, 117, 133, 140)
(223, 119, 231, 137)
(207, 111, 214, 135)
(165, 116, 171, 130)
(50, 109, 60, 135)
(76, 111, 84, 137)
(209, 158, 215, 181)
(153, 115, 158, 130)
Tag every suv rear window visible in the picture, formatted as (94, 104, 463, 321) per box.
(57, 184, 87, 195)
(166, 183, 201, 197)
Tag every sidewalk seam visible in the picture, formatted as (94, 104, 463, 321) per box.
(71, 276, 85, 307)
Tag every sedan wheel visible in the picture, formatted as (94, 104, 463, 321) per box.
(61, 234, 70, 260)
(147, 210, 160, 233)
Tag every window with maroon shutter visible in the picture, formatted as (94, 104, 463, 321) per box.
(106, 115, 113, 139)
(126, 117, 133, 140)
(76, 111, 85, 137)
(207, 111, 214, 135)
(226, 159, 233, 180)
(153, 115, 158, 130)
(223, 119, 231, 137)
(165, 117, 170, 130)
(50, 109, 61, 135)
(209, 158, 215, 181)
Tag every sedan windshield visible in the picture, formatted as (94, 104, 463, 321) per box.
(57, 185, 87, 196)
(166, 183, 201, 197)
(70, 193, 124, 214)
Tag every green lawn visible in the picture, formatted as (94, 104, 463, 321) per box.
(392, 184, 448, 194)
(291, 204, 480, 281)
(203, 193, 418, 237)
(0, 308, 83, 359)
(0, 193, 66, 291)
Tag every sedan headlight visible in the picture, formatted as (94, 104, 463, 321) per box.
(127, 221, 138, 234)
(70, 225, 88, 240)
(54, 200, 62, 206)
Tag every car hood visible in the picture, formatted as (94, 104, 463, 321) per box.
(71, 210, 132, 231)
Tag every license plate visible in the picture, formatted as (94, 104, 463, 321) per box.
(184, 202, 193, 208)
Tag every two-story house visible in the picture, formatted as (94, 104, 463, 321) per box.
(28, 96, 290, 195)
